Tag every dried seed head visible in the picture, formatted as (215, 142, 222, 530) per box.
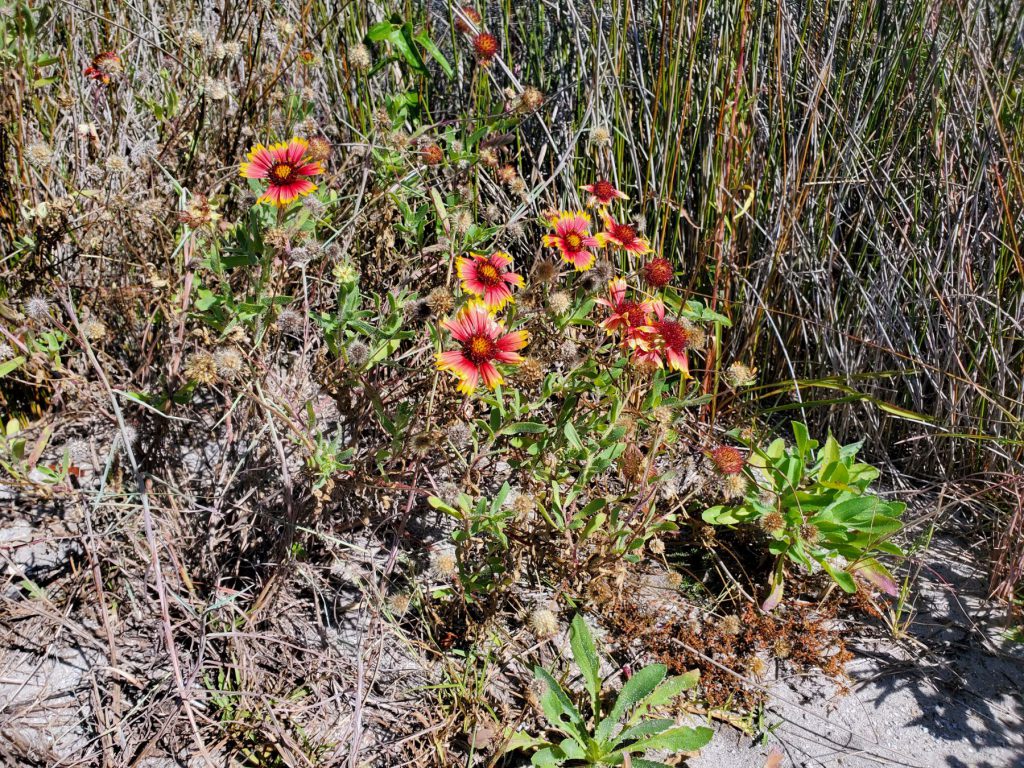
(528, 607, 559, 638)
(421, 144, 444, 166)
(184, 351, 217, 385)
(223, 41, 242, 58)
(348, 43, 372, 70)
(511, 493, 536, 517)
(555, 339, 581, 366)
(429, 546, 458, 579)
(82, 317, 107, 341)
(347, 341, 370, 367)
(666, 570, 684, 588)
(426, 287, 454, 316)
(800, 523, 821, 545)
(26, 295, 50, 320)
(590, 125, 612, 146)
(532, 259, 559, 284)
(651, 405, 675, 429)
(27, 142, 54, 167)
(433, 423, 467, 454)
(277, 308, 303, 335)
(403, 298, 433, 325)
(65, 439, 92, 466)
(725, 362, 757, 388)
(722, 473, 749, 499)
(479, 147, 499, 167)
(547, 292, 571, 316)
(512, 357, 544, 388)
(759, 510, 785, 534)
(773, 638, 792, 659)
(213, 347, 244, 380)
(747, 655, 768, 678)
(619, 444, 645, 483)
(648, 537, 665, 555)
(517, 86, 544, 113)
(0, 342, 13, 361)
(453, 209, 473, 234)
(387, 592, 412, 616)
(721, 614, 742, 636)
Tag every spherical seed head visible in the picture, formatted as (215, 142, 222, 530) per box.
(403, 298, 433, 325)
(223, 41, 242, 58)
(65, 439, 92, 466)
(547, 292, 571, 316)
(726, 362, 757, 388)
(711, 445, 745, 475)
(532, 259, 559, 284)
(478, 147, 499, 167)
(429, 547, 458, 578)
(410, 430, 437, 456)
(349, 42, 372, 70)
(184, 351, 217, 384)
(213, 346, 244, 380)
(648, 537, 665, 555)
(528, 607, 559, 638)
(472, 32, 499, 64)
(618, 444, 645, 483)
(496, 164, 517, 184)
(556, 339, 580, 365)
(518, 86, 544, 113)
(26, 296, 50, 320)
(590, 125, 612, 146)
(387, 592, 412, 616)
(26, 142, 54, 167)
(642, 257, 674, 288)
(426, 287, 454, 316)
(453, 209, 473, 234)
(511, 493, 535, 517)
(276, 308, 303, 334)
(652, 405, 674, 428)
(773, 638, 793, 659)
(509, 176, 528, 196)
(306, 136, 331, 163)
(82, 317, 107, 341)
(347, 340, 370, 367)
(760, 510, 785, 534)
(747, 655, 768, 677)
(721, 614, 742, 636)
(666, 570, 684, 588)
(722, 473, 749, 499)
(800, 523, 821, 545)
(421, 144, 443, 165)
(512, 357, 544, 387)
(0, 342, 13, 361)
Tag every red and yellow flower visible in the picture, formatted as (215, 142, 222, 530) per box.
(595, 278, 654, 347)
(542, 210, 600, 271)
(473, 33, 499, 66)
(631, 300, 691, 375)
(240, 138, 323, 206)
(581, 179, 627, 207)
(436, 301, 529, 394)
(457, 252, 523, 311)
(84, 51, 122, 85)
(597, 213, 651, 254)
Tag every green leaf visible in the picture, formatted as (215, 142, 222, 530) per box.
(414, 30, 453, 77)
(534, 667, 585, 742)
(501, 421, 548, 435)
(821, 559, 857, 592)
(0, 356, 26, 378)
(611, 718, 675, 748)
(595, 664, 666, 742)
(563, 421, 584, 451)
(569, 615, 602, 715)
(620, 725, 713, 754)
(645, 670, 700, 708)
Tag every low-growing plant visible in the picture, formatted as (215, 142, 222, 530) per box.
(507, 615, 713, 766)
(703, 422, 905, 609)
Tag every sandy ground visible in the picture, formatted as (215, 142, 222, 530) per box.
(691, 538, 1024, 768)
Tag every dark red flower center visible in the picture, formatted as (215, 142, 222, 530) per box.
(463, 334, 497, 364)
(476, 261, 502, 286)
(611, 223, 637, 245)
(269, 161, 299, 186)
(592, 180, 615, 202)
(643, 258, 673, 287)
(618, 301, 648, 328)
(711, 446, 745, 475)
(473, 33, 498, 58)
(564, 232, 583, 250)
(654, 320, 688, 352)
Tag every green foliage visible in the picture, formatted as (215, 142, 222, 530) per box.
(508, 615, 712, 766)
(703, 422, 905, 609)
